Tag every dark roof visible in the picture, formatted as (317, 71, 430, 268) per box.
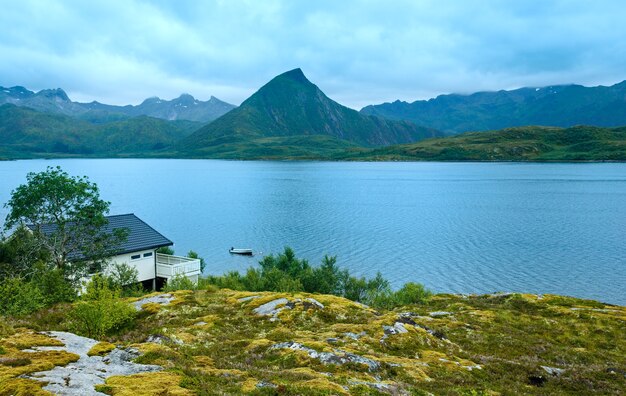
(27, 213, 173, 258)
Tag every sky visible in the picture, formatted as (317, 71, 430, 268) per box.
(2, 0, 626, 109)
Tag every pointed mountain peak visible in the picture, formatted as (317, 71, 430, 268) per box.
(274, 68, 309, 84)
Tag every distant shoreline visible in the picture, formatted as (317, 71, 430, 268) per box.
(2, 156, 626, 163)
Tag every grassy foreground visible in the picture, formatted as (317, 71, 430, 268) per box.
(1, 289, 625, 395)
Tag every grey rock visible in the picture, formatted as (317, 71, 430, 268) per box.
(132, 294, 174, 311)
(396, 313, 447, 340)
(252, 298, 290, 321)
(270, 341, 380, 372)
(487, 292, 514, 299)
(381, 322, 409, 343)
(348, 379, 392, 392)
(571, 307, 620, 313)
(25, 331, 161, 396)
(541, 366, 565, 376)
(256, 380, 277, 389)
(237, 295, 260, 302)
(145, 334, 173, 344)
(343, 331, 367, 340)
(305, 298, 324, 309)
(429, 311, 452, 317)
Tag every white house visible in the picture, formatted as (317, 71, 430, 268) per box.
(29, 213, 201, 289)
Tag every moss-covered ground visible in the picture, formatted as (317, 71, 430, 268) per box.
(1, 290, 625, 395)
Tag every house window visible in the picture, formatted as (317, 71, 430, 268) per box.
(143, 252, 153, 258)
(130, 254, 141, 260)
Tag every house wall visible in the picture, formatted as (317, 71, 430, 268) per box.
(108, 249, 157, 282)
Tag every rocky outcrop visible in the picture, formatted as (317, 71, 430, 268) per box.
(24, 332, 161, 395)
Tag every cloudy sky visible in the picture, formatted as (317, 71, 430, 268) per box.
(2, 0, 626, 109)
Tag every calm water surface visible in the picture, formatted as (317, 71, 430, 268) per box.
(1, 159, 624, 304)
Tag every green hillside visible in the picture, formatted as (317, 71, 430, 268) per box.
(0, 104, 201, 158)
(168, 134, 358, 160)
(338, 125, 626, 161)
(178, 69, 441, 157)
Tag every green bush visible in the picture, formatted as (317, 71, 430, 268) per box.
(69, 274, 135, 339)
(203, 247, 432, 309)
(368, 282, 432, 310)
(0, 277, 45, 316)
(205, 271, 246, 290)
(393, 282, 432, 305)
(163, 273, 197, 291)
(0, 317, 14, 338)
(31, 265, 76, 305)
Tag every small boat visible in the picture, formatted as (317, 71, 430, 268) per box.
(229, 247, 253, 256)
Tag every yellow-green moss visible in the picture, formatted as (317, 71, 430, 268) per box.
(0, 330, 64, 350)
(98, 372, 193, 395)
(299, 377, 350, 395)
(139, 302, 162, 315)
(240, 377, 258, 393)
(0, 349, 79, 383)
(87, 341, 116, 357)
(0, 377, 52, 396)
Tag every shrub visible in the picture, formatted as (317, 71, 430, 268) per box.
(0, 317, 14, 337)
(31, 265, 76, 305)
(393, 282, 432, 305)
(106, 262, 144, 297)
(205, 271, 246, 290)
(0, 277, 45, 316)
(368, 282, 432, 310)
(69, 274, 135, 339)
(163, 273, 197, 291)
(203, 247, 433, 310)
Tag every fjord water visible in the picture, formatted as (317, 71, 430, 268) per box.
(1, 159, 624, 304)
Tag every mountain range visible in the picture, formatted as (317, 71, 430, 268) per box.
(1, 70, 625, 161)
(361, 81, 626, 134)
(177, 68, 442, 158)
(0, 86, 235, 123)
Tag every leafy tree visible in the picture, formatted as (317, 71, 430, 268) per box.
(187, 250, 206, 273)
(106, 262, 143, 297)
(156, 246, 174, 255)
(3, 166, 126, 284)
(0, 226, 49, 279)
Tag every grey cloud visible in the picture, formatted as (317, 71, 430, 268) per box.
(1, 0, 625, 109)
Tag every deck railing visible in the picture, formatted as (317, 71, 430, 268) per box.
(156, 253, 201, 279)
